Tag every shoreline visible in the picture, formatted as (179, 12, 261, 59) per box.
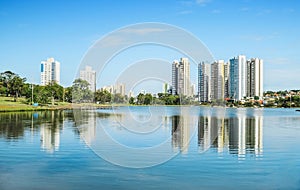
(1, 104, 299, 113)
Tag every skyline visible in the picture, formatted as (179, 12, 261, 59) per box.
(0, 0, 299, 91)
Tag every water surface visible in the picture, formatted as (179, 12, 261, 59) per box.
(0, 107, 300, 189)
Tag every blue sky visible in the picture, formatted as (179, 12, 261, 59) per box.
(0, 0, 299, 92)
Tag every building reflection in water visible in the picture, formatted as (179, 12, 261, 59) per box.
(75, 111, 97, 146)
(40, 124, 60, 153)
(198, 114, 263, 157)
(40, 111, 64, 153)
(171, 109, 197, 154)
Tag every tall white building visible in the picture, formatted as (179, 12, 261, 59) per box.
(247, 58, 263, 98)
(229, 55, 247, 100)
(211, 60, 225, 100)
(224, 62, 230, 98)
(80, 66, 96, 92)
(198, 62, 211, 102)
(114, 83, 126, 96)
(172, 58, 191, 96)
(40, 58, 60, 85)
(101, 83, 126, 96)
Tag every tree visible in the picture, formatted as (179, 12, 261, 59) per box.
(46, 82, 64, 105)
(72, 79, 93, 103)
(0, 71, 26, 100)
(0, 81, 6, 95)
(144, 93, 153, 105)
(11, 76, 26, 101)
(136, 93, 145, 105)
(112, 93, 125, 104)
(95, 90, 112, 104)
(32, 85, 50, 104)
(64, 87, 73, 103)
(129, 97, 135, 104)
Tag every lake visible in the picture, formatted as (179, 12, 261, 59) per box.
(0, 106, 300, 190)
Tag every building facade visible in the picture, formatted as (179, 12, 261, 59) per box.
(80, 66, 96, 92)
(211, 60, 225, 101)
(114, 83, 126, 96)
(172, 58, 191, 96)
(40, 58, 60, 85)
(246, 58, 263, 98)
(198, 62, 211, 102)
(101, 83, 126, 96)
(229, 55, 247, 100)
(224, 62, 230, 99)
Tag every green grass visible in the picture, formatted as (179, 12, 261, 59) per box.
(0, 96, 115, 112)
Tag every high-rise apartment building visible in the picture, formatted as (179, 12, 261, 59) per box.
(211, 60, 225, 100)
(40, 58, 60, 85)
(229, 55, 247, 100)
(224, 62, 230, 99)
(197, 55, 263, 102)
(114, 83, 126, 96)
(198, 62, 211, 102)
(246, 58, 263, 98)
(80, 66, 96, 92)
(101, 83, 126, 96)
(172, 58, 191, 96)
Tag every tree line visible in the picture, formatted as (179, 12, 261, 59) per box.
(0, 71, 195, 105)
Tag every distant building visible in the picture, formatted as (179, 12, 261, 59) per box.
(211, 60, 225, 100)
(229, 55, 247, 100)
(172, 58, 191, 96)
(40, 58, 60, 85)
(101, 83, 126, 96)
(162, 83, 170, 94)
(197, 55, 263, 102)
(224, 62, 230, 98)
(198, 62, 211, 102)
(114, 83, 125, 96)
(128, 91, 134, 98)
(190, 84, 195, 96)
(80, 66, 96, 92)
(246, 58, 263, 98)
(101, 85, 114, 94)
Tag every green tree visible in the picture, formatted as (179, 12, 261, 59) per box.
(129, 97, 135, 104)
(32, 85, 50, 104)
(72, 79, 93, 103)
(144, 93, 153, 105)
(0, 71, 26, 100)
(46, 82, 64, 105)
(0, 81, 6, 95)
(112, 93, 125, 103)
(11, 76, 26, 101)
(64, 87, 73, 103)
(95, 90, 112, 104)
(136, 93, 145, 105)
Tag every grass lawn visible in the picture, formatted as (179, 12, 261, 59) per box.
(0, 96, 115, 112)
(0, 96, 31, 110)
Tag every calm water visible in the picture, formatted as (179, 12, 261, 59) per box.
(0, 107, 300, 190)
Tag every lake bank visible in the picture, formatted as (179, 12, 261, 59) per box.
(0, 97, 113, 112)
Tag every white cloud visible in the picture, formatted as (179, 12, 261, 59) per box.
(265, 68, 300, 90)
(264, 58, 289, 65)
(96, 35, 129, 48)
(240, 7, 250, 12)
(121, 28, 168, 35)
(178, 10, 193, 15)
(212, 9, 221, 14)
(240, 33, 279, 41)
(256, 9, 272, 16)
(195, 0, 211, 6)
